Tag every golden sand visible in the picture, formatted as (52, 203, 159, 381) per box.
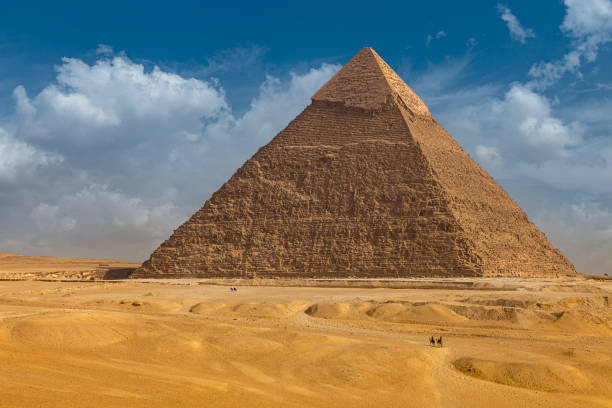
(0, 252, 138, 280)
(0, 276, 610, 407)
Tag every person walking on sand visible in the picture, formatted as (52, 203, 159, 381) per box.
(429, 336, 435, 346)
(437, 336, 443, 347)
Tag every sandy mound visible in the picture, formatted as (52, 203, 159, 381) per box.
(305, 302, 353, 319)
(82, 298, 183, 313)
(548, 310, 612, 336)
(189, 301, 228, 314)
(305, 300, 525, 327)
(449, 304, 526, 324)
(367, 302, 468, 325)
(453, 357, 590, 392)
(229, 301, 309, 318)
(190, 300, 308, 318)
(303, 296, 612, 335)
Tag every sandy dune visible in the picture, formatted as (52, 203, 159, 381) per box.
(0, 277, 610, 407)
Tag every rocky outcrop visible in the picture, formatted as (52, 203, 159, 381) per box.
(133, 48, 576, 279)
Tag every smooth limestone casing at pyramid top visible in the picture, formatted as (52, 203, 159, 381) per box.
(133, 47, 576, 279)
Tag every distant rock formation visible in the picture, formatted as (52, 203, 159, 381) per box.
(134, 47, 576, 279)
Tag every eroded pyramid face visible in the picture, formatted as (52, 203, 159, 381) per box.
(134, 48, 575, 279)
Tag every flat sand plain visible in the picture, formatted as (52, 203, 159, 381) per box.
(0, 252, 139, 280)
(0, 274, 610, 407)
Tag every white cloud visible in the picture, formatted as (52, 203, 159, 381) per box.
(497, 4, 535, 44)
(528, 0, 612, 88)
(500, 85, 584, 152)
(95, 44, 114, 55)
(437, 82, 586, 173)
(561, 0, 612, 44)
(14, 55, 227, 151)
(0, 127, 61, 181)
(426, 30, 447, 46)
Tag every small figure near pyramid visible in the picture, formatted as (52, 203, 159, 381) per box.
(133, 47, 576, 279)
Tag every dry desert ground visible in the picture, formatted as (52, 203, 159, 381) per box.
(0, 252, 138, 281)
(0, 256, 610, 407)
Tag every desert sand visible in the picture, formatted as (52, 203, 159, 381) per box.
(0, 252, 139, 280)
(0, 274, 610, 407)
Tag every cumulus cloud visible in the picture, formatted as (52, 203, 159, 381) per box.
(497, 4, 535, 44)
(0, 127, 61, 182)
(494, 85, 584, 157)
(433, 82, 584, 169)
(0, 50, 339, 261)
(528, 0, 612, 88)
(14, 55, 227, 153)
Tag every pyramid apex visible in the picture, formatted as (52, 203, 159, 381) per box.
(312, 47, 431, 116)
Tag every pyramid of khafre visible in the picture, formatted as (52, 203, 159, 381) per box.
(133, 47, 576, 279)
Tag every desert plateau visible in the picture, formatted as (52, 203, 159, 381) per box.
(0, 268, 610, 407)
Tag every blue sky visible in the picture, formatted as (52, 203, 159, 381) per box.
(1, 0, 611, 274)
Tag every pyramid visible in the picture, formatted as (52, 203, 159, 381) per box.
(133, 48, 576, 279)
